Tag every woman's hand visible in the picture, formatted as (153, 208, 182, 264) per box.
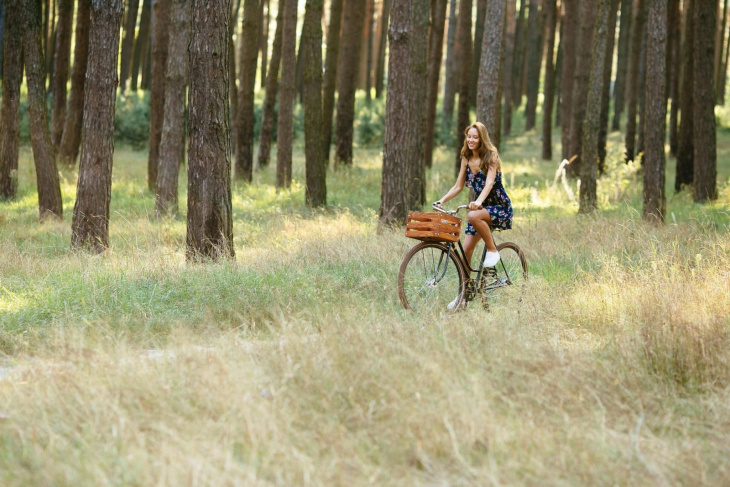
(467, 201, 483, 211)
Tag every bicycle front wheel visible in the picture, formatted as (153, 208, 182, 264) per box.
(398, 242, 466, 312)
(487, 242, 528, 305)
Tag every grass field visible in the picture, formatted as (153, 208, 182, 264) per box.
(1, 122, 729, 485)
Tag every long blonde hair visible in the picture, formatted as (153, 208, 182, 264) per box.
(460, 122, 501, 174)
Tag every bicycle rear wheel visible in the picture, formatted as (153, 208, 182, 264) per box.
(398, 242, 466, 312)
(483, 242, 528, 306)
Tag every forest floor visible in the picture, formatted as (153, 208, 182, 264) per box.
(0, 125, 729, 485)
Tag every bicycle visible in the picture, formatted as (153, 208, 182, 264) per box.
(398, 204, 528, 312)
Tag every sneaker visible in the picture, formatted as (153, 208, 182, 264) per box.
(484, 251, 501, 268)
(447, 296, 461, 310)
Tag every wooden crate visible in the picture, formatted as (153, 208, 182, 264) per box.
(405, 212, 461, 242)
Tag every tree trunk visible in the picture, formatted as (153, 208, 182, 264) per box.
(693, 0, 717, 202)
(141, 37, 152, 88)
(228, 0, 241, 153)
(567, 0, 598, 175)
(424, 0, 447, 169)
(542, 0, 557, 160)
(0, 0, 22, 200)
(148, 0, 171, 191)
(119, 0, 140, 92)
(302, 0, 326, 206)
(187, 0, 235, 260)
(322, 0, 342, 161)
(676, 0, 694, 191)
(454, 0, 472, 175)
(44, 0, 54, 90)
(275, 0, 297, 187)
(257, 0, 285, 168)
(259, 0, 268, 89)
(612, 0, 632, 130)
(50, 0, 72, 150)
(0, 0, 6, 79)
(471, 0, 486, 107)
(442, 0, 457, 120)
(642, 0, 667, 222)
(554, 18, 563, 127)
(476, 0, 506, 151)
(623, 0, 645, 162)
(668, 0, 680, 156)
(234, 0, 260, 181)
(524, 0, 540, 130)
(560, 0, 577, 160)
(71, 0, 124, 250)
(374, 0, 390, 98)
(379, 0, 411, 224)
(156, 0, 191, 216)
(636, 26, 648, 156)
(598, 0, 619, 171)
(58, 0, 89, 167)
(334, 0, 366, 167)
(407, 0, 429, 206)
(512, 0, 526, 110)
(364, 0, 375, 102)
(22, 0, 63, 220)
(714, 0, 727, 102)
(502, 0, 516, 136)
(131, 0, 151, 91)
(579, 0, 611, 213)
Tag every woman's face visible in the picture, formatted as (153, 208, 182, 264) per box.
(466, 127, 481, 152)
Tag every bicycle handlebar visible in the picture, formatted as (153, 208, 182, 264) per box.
(432, 202, 480, 215)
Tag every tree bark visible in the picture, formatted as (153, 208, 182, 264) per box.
(302, 0, 326, 206)
(714, 0, 727, 102)
(424, 0, 447, 169)
(187, 0, 235, 260)
(502, 0, 516, 136)
(50, 0, 73, 150)
(668, 0, 680, 156)
(542, 0, 557, 160)
(130, 0, 151, 91)
(156, 0, 191, 216)
(676, 0, 694, 191)
(442, 0, 457, 120)
(148, 0, 171, 191)
(476, 0, 506, 151)
(228, 0, 241, 153)
(22, 0, 63, 219)
(524, 0, 540, 130)
(623, 0, 645, 162)
(259, 0, 268, 89)
(636, 26, 647, 156)
(334, 0, 366, 166)
(407, 0, 429, 206)
(374, 0, 390, 98)
(234, 0, 260, 181)
(598, 0, 619, 171)
(454, 0, 472, 175)
(512, 0, 526, 110)
(471, 0, 487, 107)
(322, 0, 342, 161)
(642, 0, 667, 222)
(612, 0, 632, 130)
(560, 0, 577, 160)
(0, 0, 23, 200)
(275, 0, 296, 187)
(579, 0, 611, 213)
(257, 0, 284, 168)
(119, 0, 140, 92)
(71, 0, 124, 250)
(363, 0, 375, 100)
(693, 0, 717, 202)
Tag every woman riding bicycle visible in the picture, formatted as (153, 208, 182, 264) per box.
(434, 121, 513, 269)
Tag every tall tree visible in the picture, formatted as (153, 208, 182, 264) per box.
(364, 0, 375, 101)
(22, 0, 63, 219)
(119, 0, 140, 92)
(524, 0, 540, 130)
(579, 0, 611, 213)
(676, 0, 694, 191)
(275, 0, 296, 187)
(560, 0, 578, 160)
(642, 0, 667, 222)
(542, 0, 558, 160)
(148, 0, 171, 191)
(234, 0, 260, 181)
(667, 0, 681, 156)
(424, 0, 448, 169)
(228, 0, 241, 152)
(301, 0, 326, 206)
(623, 0, 645, 162)
(714, 0, 728, 102)
(50, 0, 72, 150)
(374, 0, 390, 97)
(454, 0, 472, 175)
(502, 0, 516, 136)
(0, 0, 22, 200)
(130, 0, 151, 91)
(476, 0, 506, 150)
(442, 0, 457, 120)
(512, 0, 527, 108)
(598, 0, 619, 171)
(156, 0, 191, 216)
(71, 0, 124, 250)
(322, 0, 343, 161)
(612, 0, 632, 130)
(187, 0, 235, 260)
(693, 0, 717, 201)
(407, 0, 429, 205)
(257, 0, 284, 168)
(334, 0, 367, 166)
(259, 0, 268, 89)
(471, 0, 487, 107)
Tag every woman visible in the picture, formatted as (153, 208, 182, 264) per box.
(434, 121, 513, 270)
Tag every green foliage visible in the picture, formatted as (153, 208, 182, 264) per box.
(115, 92, 151, 149)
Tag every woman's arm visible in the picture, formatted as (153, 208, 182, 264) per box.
(435, 158, 468, 205)
(469, 166, 497, 209)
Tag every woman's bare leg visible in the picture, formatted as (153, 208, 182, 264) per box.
(467, 210, 497, 252)
(462, 234, 481, 268)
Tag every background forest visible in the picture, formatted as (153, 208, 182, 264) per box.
(1, 0, 730, 484)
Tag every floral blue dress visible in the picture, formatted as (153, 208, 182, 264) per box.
(465, 165, 513, 235)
